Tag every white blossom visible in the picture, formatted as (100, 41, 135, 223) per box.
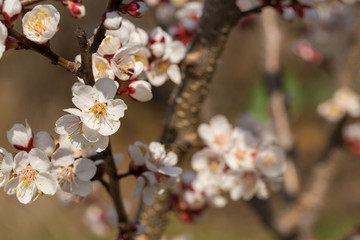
(4, 148, 57, 204)
(22, 4, 60, 43)
(52, 148, 96, 196)
(0, 148, 14, 187)
(72, 78, 127, 136)
(7, 121, 33, 150)
(0, 21, 7, 59)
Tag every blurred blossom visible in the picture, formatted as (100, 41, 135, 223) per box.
(343, 123, 360, 155)
(318, 87, 360, 122)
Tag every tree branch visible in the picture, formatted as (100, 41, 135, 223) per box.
(75, 27, 95, 86)
(102, 143, 128, 224)
(8, 28, 78, 75)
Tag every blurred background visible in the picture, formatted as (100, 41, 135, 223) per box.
(1, 1, 360, 239)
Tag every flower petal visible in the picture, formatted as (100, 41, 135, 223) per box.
(36, 172, 58, 195)
(28, 148, 51, 172)
(74, 158, 97, 181)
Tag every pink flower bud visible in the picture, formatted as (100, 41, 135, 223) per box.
(63, 0, 86, 18)
(102, 10, 122, 30)
(128, 80, 153, 102)
(119, 0, 148, 18)
(2, 0, 22, 24)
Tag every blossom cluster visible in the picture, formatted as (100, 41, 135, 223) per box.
(318, 87, 360, 122)
(171, 115, 286, 222)
(0, 122, 97, 204)
(128, 141, 182, 205)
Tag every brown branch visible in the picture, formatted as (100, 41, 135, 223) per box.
(138, 0, 241, 239)
(8, 28, 78, 74)
(75, 27, 95, 86)
(102, 143, 128, 224)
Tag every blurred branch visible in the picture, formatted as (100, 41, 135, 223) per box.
(8, 28, 78, 75)
(261, 7, 299, 201)
(277, 5, 360, 239)
(340, 223, 360, 240)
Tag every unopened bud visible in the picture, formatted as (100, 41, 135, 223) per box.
(102, 10, 122, 30)
(63, 0, 86, 18)
(2, 0, 22, 24)
(128, 80, 153, 102)
(119, 0, 148, 18)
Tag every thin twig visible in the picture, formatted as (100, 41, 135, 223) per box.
(8, 28, 78, 75)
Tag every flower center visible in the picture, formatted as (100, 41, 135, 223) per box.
(90, 101, 107, 118)
(96, 61, 108, 78)
(213, 134, 227, 146)
(60, 166, 75, 183)
(19, 165, 38, 190)
(26, 9, 50, 36)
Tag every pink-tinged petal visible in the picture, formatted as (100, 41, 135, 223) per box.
(14, 151, 30, 174)
(72, 85, 95, 110)
(97, 119, 120, 136)
(150, 42, 165, 58)
(4, 177, 20, 195)
(17, 182, 37, 204)
(36, 172, 58, 195)
(55, 114, 82, 135)
(106, 99, 127, 120)
(33, 131, 56, 157)
(133, 176, 145, 198)
(74, 158, 97, 181)
(129, 80, 153, 102)
(28, 148, 51, 172)
(51, 148, 74, 167)
(63, 108, 81, 117)
(149, 142, 165, 159)
(128, 141, 148, 166)
(167, 64, 181, 85)
(7, 122, 33, 149)
(159, 166, 182, 177)
(94, 78, 118, 101)
(3, 0, 21, 22)
(72, 178, 93, 196)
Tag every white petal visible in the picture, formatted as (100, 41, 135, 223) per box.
(133, 176, 145, 198)
(33, 131, 56, 157)
(164, 41, 186, 63)
(72, 85, 95, 110)
(167, 64, 181, 84)
(129, 80, 153, 102)
(97, 118, 121, 136)
(4, 177, 20, 195)
(94, 78, 118, 101)
(142, 186, 154, 205)
(74, 158, 97, 181)
(55, 114, 82, 135)
(36, 172, 58, 195)
(14, 151, 30, 174)
(28, 148, 51, 172)
(7, 122, 33, 149)
(51, 148, 74, 167)
(63, 108, 81, 117)
(17, 182, 37, 204)
(159, 166, 182, 176)
(72, 178, 93, 196)
(106, 99, 127, 120)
